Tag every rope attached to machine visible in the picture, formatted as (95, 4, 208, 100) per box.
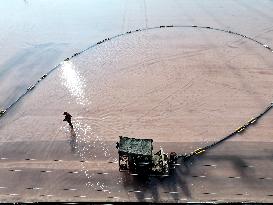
(181, 102, 273, 160)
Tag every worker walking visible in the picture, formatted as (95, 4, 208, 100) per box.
(63, 112, 73, 129)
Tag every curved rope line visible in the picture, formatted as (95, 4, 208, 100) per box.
(0, 25, 272, 158)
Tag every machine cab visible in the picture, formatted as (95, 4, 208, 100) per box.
(117, 136, 153, 173)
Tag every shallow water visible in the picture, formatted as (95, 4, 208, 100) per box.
(0, 0, 129, 108)
(1, 0, 273, 109)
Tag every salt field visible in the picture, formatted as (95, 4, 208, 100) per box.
(0, 0, 273, 203)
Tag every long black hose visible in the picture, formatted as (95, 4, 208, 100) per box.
(181, 102, 273, 160)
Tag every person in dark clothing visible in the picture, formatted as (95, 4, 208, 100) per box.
(63, 112, 73, 128)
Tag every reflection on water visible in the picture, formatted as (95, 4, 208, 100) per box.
(60, 59, 115, 193)
(63, 119, 116, 193)
(73, 122, 112, 173)
(60, 61, 88, 105)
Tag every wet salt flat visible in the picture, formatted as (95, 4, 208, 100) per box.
(1, 28, 273, 143)
(1, 0, 273, 108)
(1, 0, 273, 203)
(1, 26, 273, 202)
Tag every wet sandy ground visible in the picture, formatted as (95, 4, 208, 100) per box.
(0, 141, 272, 202)
(1, 27, 273, 202)
(1, 0, 273, 203)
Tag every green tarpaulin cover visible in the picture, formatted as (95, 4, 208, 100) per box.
(119, 136, 153, 156)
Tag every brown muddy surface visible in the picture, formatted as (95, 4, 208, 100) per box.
(1, 0, 273, 203)
(0, 141, 272, 202)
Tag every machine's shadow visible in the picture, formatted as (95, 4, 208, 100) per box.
(122, 152, 259, 202)
(122, 157, 194, 202)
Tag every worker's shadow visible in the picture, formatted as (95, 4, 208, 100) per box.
(69, 127, 77, 153)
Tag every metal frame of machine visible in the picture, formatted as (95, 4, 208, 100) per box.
(117, 136, 177, 176)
